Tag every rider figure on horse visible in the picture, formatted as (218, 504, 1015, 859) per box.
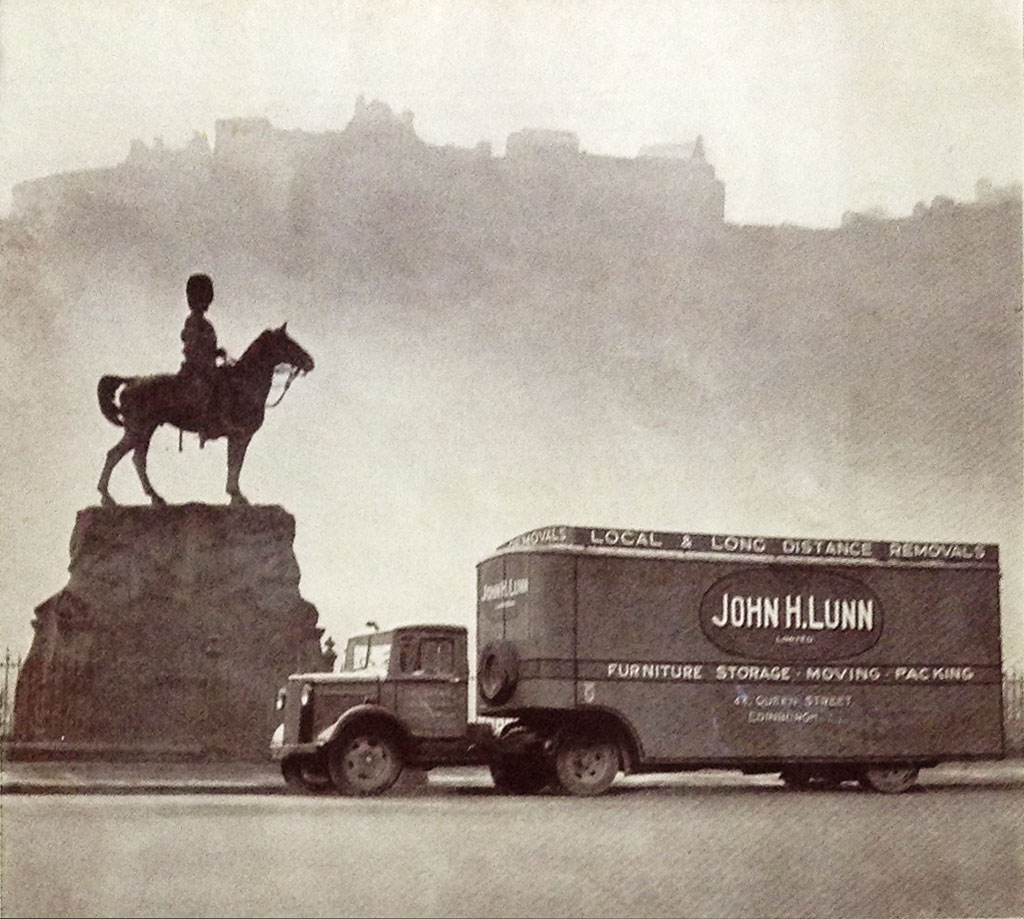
(180, 273, 226, 444)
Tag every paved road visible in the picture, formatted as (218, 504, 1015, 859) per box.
(3, 777, 1022, 918)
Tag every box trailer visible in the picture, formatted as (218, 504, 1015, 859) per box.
(271, 524, 1004, 796)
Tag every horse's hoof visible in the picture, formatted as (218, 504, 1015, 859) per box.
(100, 495, 117, 508)
(150, 495, 168, 507)
(229, 493, 250, 507)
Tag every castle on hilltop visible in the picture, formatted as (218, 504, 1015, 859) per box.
(11, 97, 726, 233)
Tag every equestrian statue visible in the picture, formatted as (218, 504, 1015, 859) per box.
(97, 274, 315, 507)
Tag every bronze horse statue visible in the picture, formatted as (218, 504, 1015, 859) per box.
(97, 323, 314, 507)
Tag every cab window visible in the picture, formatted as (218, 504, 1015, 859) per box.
(420, 638, 454, 675)
(343, 632, 392, 672)
(398, 636, 455, 676)
(398, 636, 418, 673)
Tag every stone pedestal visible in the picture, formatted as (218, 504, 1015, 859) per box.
(11, 504, 330, 761)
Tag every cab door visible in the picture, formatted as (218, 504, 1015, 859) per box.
(394, 633, 468, 738)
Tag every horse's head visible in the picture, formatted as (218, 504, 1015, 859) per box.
(261, 323, 315, 374)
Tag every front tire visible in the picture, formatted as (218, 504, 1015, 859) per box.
(327, 729, 403, 796)
(859, 764, 919, 794)
(554, 733, 619, 797)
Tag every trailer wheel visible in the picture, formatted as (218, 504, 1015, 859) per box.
(554, 733, 619, 797)
(859, 764, 919, 794)
(327, 727, 403, 796)
(281, 754, 333, 794)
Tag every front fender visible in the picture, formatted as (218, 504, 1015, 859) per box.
(314, 704, 408, 749)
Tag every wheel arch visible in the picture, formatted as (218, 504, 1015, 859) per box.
(517, 705, 644, 772)
(315, 704, 410, 752)
(572, 706, 644, 772)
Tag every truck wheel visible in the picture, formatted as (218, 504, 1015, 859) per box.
(859, 764, 919, 794)
(327, 728, 403, 796)
(554, 733, 619, 797)
(281, 755, 333, 794)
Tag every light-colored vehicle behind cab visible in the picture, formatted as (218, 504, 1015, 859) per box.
(272, 524, 1005, 797)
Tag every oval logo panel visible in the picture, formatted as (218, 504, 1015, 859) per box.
(699, 567, 884, 662)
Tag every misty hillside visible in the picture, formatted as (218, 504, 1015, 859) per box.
(0, 180, 1021, 663)
(7, 187, 1017, 487)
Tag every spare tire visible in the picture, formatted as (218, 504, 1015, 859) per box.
(478, 640, 520, 705)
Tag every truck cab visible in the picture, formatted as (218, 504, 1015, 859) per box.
(270, 624, 490, 794)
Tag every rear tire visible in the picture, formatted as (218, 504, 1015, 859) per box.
(859, 764, 919, 794)
(327, 728, 403, 796)
(554, 733, 619, 797)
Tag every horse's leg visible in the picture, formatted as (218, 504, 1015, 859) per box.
(132, 426, 167, 506)
(226, 433, 253, 506)
(98, 433, 134, 507)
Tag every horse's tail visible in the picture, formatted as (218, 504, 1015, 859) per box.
(98, 375, 128, 427)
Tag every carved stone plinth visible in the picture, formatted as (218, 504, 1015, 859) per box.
(10, 504, 330, 760)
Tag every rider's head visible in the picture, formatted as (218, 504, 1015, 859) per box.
(186, 274, 214, 311)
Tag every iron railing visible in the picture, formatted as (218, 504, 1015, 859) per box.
(0, 648, 1022, 752)
(1, 648, 22, 737)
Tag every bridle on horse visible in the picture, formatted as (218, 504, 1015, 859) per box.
(179, 363, 301, 451)
(266, 365, 301, 408)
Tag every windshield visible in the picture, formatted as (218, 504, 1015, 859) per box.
(342, 632, 392, 673)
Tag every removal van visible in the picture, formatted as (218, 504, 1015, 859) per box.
(271, 524, 1004, 796)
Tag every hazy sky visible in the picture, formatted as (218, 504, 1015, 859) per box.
(1, 0, 1021, 227)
